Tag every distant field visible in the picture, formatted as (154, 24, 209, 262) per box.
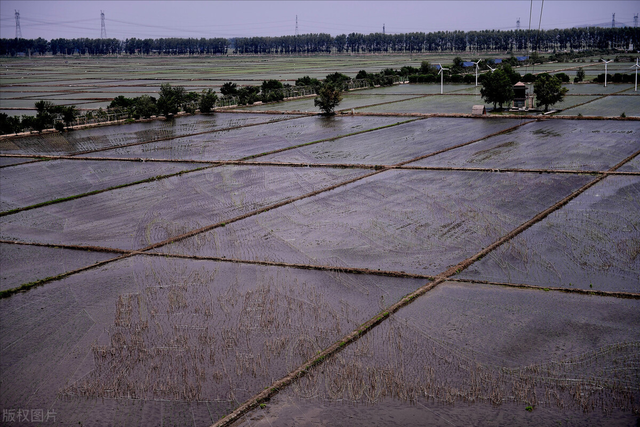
(2, 54, 638, 117)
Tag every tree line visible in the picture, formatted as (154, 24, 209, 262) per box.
(1, 27, 638, 56)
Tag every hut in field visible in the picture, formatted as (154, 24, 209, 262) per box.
(472, 105, 487, 115)
(512, 82, 534, 109)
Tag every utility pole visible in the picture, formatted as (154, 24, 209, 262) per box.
(383, 24, 385, 35)
(15, 10, 22, 39)
(101, 11, 107, 38)
(602, 59, 613, 87)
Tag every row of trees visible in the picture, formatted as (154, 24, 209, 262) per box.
(479, 66, 568, 112)
(0, 101, 77, 134)
(2, 27, 638, 56)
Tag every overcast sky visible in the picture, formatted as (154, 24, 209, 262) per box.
(1, 1, 637, 40)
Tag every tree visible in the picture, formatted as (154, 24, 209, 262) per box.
(324, 72, 351, 91)
(0, 113, 22, 135)
(220, 82, 238, 97)
(182, 92, 199, 113)
(480, 69, 514, 110)
(501, 63, 522, 84)
(157, 83, 185, 117)
(314, 83, 342, 115)
(199, 89, 218, 113)
(574, 67, 586, 83)
(33, 100, 56, 132)
(133, 95, 157, 118)
(61, 106, 77, 129)
(534, 73, 568, 112)
(260, 79, 284, 102)
(237, 86, 260, 105)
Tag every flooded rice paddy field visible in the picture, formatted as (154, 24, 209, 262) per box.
(259, 117, 516, 165)
(411, 120, 638, 171)
(0, 113, 296, 156)
(236, 282, 640, 427)
(1, 104, 639, 427)
(82, 115, 403, 162)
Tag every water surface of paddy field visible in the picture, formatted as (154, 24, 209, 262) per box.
(156, 170, 593, 276)
(410, 119, 638, 171)
(259, 117, 517, 166)
(234, 281, 640, 426)
(0, 243, 117, 291)
(0, 98, 638, 427)
(0, 113, 297, 155)
(0, 165, 370, 250)
(82, 115, 403, 162)
(0, 255, 426, 425)
(461, 176, 640, 292)
(560, 95, 640, 117)
(0, 159, 204, 213)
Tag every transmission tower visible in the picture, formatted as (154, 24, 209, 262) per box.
(295, 15, 298, 36)
(517, 17, 520, 30)
(101, 11, 107, 38)
(634, 13, 638, 28)
(15, 10, 22, 39)
(612, 13, 615, 28)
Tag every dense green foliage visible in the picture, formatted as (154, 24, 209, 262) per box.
(314, 83, 343, 115)
(534, 74, 569, 112)
(198, 89, 218, 113)
(157, 83, 186, 117)
(480, 69, 515, 110)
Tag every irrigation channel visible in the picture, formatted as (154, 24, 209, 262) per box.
(1, 107, 639, 426)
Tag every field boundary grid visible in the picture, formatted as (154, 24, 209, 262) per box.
(447, 278, 640, 300)
(1, 115, 637, 423)
(0, 117, 535, 226)
(3, 160, 639, 217)
(0, 116, 419, 168)
(208, 145, 639, 427)
(2, 156, 639, 177)
(1, 125, 636, 296)
(0, 116, 536, 298)
(0, 116, 528, 216)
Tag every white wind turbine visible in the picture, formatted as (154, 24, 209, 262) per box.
(437, 63, 450, 94)
(601, 59, 613, 87)
(471, 59, 483, 86)
(632, 58, 639, 92)
(487, 64, 496, 73)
